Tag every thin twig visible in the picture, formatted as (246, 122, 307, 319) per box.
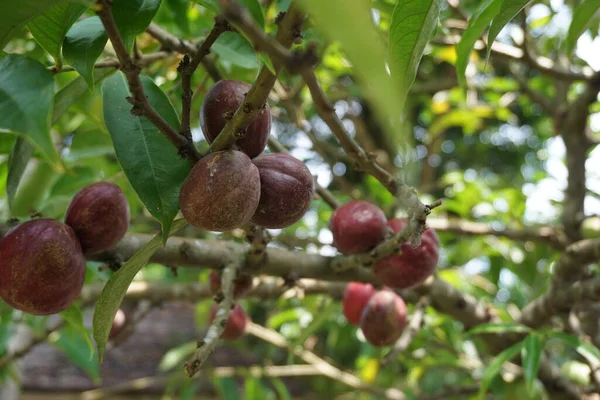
(50, 52, 172, 73)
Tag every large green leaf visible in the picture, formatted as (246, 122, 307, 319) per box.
(297, 0, 406, 143)
(521, 333, 544, 395)
(53, 68, 116, 120)
(102, 72, 192, 237)
(59, 303, 95, 356)
(487, 0, 533, 59)
(456, 0, 503, 88)
(0, 0, 72, 50)
(112, 0, 161, 52)
(63, 17, 108, 92)
(51, 323, 100, 384)
(0, 54, 61, 169)
(6, 139, 34, 211)
(388, 0, 441, 106)
(566, 0, 600, 55)
(212, 32, 259, 69)
(27, 2, 88, 69)
(477, 341, 524, 399)
(92, 218, 187, 362)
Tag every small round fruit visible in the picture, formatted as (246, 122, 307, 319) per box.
(343, 282, 376, 325)
(65, 182, 130, 254)
(250, 153, 314, 228)
(209, 303, 248, 340)
(373, 218, 440, 289)
(330, 200, 387, 254)
(109, 308, 128, 340)
(179, 150, 261, 231)
(209, 270, 253, 299)
(360, 290, 407, 347)
(0, 219, 86, 315)
(200, 79, 271, 159)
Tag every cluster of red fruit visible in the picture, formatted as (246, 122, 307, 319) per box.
(0, 182, 130, 315)
(179, 80, 315, 232)
(331, 200, 440, 347)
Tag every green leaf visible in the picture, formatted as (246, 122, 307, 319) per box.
(6, 138, 34, 211)
(388, 0, 442, 106)
(102, 72, 192, 237)
(456, 0, 503, 88)
(521, 333, 544, 395)
(239, 0, 265, 29)
(197, 0, 219, 14)
(165, 0, 190, 34)
(92, 218, 186, 362)
(213, 376, 240, 400)
(487, 0, 532, 59)
(0, 54, 61, 170)
(112, 0, 161, 52)
(466, 322, 532, 336)
(212, 32, 259, 69)
(27, 2, 88, 69)
(158, 341, 196, 372)
(547, 331, 600, 366)
(59, 303, 95, 356)
(292, 300, 337, 347)
(0, 0, 73, 50)
(51, 324, 100, 384)
(566, 0, 600, 55)
(63, 17, 109, 92)
(53, 68, 116, 121)
(270, 378, 292, 400)
(297, 0, 406, 147)
(478, 341, 524, 399)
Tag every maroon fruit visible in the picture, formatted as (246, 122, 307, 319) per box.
(109, 308, 128, 340)
(360, 290, 407, 347)
(65, 182, 130, 254)
(342, 282, 376, 325)
(330, 200, 387, 254)
(0, 219, 86, 315)
(250, 153, 314, 229)
(373, 218, 440, 289)
(200, 79, 271, 159)
(179, 150, 261, 231)
(209, 270, 253, 299)
(209, 303, 248, 340)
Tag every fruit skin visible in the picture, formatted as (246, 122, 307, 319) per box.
(250, 153, 314, 229)
(209, 270, 253, 299)
(0, 219, 86, 316)
(109, 308, 128, 340)
(179, 150, 261, 231)
(343, 282, 376, 325)
(330, 200, 387, 254)
(373, 218, 440, 289)
(65, 182, 130, 255)
(200, 79, 271, 159)
(360, 290, 407, 347)
(209, 303, 248, 340)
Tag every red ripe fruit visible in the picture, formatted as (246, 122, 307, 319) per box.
(342, 282, 376, 325)
(330, 200, 387, 254)
(209, 303, 248, 340)
(360, 290, 407, 347)
(209, 270, 254, 299)
(200, 79, 271, 159)
(179, 150, 261, 231)
(65, 182, 130, 254)
(0, 219, 86, 315)
(373, 218, 440, 289)
(250, 153, 314, 229)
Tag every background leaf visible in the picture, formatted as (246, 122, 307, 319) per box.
(466, 322, 532, 336)
(6, 139, 34, 211)
(212, 32, 259, 70)
(521, 333, 544, 395)
(487, 0, 533, 59)
(63, 17, 108, 92)
(51, 323, 100, 384)
(547, 331, 600, 366)
(565, 0, 600, 55)
(92, 218, 187, 362)
(59, 303, 95, 356)
(388, 0, 441, 106)
(478, 341, 524, 399)
(27, 2, 88, 68)
(102, 72, 191, 237)
(0, 54, 61, 170)
(112, 0, 161, 52)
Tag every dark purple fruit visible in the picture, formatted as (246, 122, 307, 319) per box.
(250, 153, 314, 229)
(65, 182, 130, 255)
(200, 79, 271, 159)
(360, 290, 407, 347)
(0, 219, 86, 315)
(209, 303, 248, 340)
(209, 269, 253, 299)
(179, 150, 261, 232)
(373, 218, 440, 289)
(330, 200, 387, 254)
